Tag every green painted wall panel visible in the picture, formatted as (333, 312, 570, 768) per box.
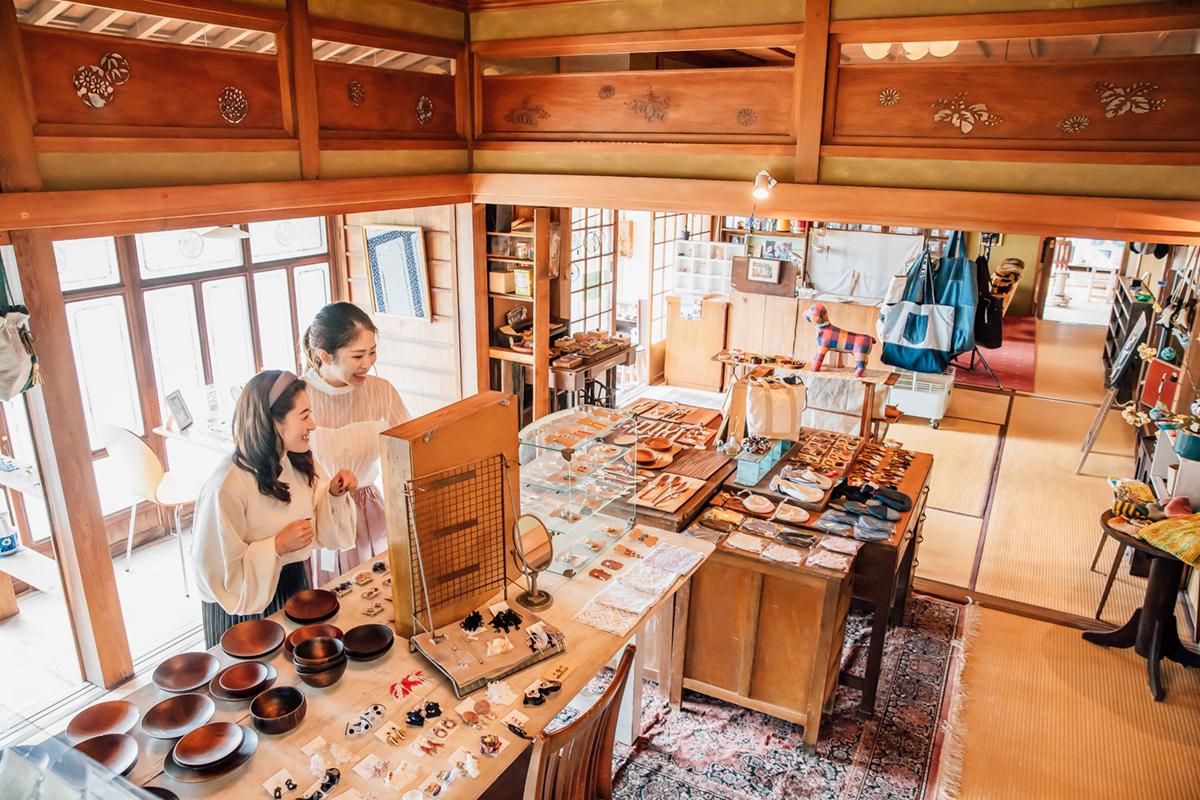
(37, 151, 301, 190)
(318, 148, 469, 178)
(831, 0, 1161, 20)
(310, 0, 464, 40)
(471, 0, 802, 41)
(473, 149, 795, 183)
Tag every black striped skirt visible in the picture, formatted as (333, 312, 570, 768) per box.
(201, 561, 310, 649)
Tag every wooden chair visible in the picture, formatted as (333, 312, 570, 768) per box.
(523, 645, 635, 800)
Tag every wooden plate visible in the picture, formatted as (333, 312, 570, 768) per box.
(152, 652, 220, 693)
(284, 623, 344, 658)
(217, 661, 269, 696)
(208, 662, 277, 703)
(65, 700, 140, 745)
(221, 619, 285, 659)
(144, 789, 180, 800)
(163, 726, 258, 783)
(142, 693, 216, 740)
(73, 733, 138, 776)
(342, 623, 395, 660)
(284, 589, 339, 624)
(174, 721, 243, 768)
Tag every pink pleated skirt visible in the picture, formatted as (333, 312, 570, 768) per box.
(309, 484, 389, 587)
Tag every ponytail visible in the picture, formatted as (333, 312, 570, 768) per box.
(299, 302, 377, 374)
(301, 326, 321, 372)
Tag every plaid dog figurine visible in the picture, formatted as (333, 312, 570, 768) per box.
(805, 303, 875, 377)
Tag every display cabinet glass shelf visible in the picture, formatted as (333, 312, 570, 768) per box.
(518, 404, 637, 576)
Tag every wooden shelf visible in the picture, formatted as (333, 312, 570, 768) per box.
(489, 346, 534, 365)
(486, 255, 534, 265)
(721, 227, 807, 239)
(487, 230, 534, 238)
(489, 292, 533, 303)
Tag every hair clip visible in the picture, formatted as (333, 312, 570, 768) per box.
(523, 688, 546, 706)
(583, 538, 604, 551)
(460, 611, 483, 632)
(480, 735, 502, 755)
(441, 718, 457, 730)
(406, 710, 425, 727)
(332, 581, 353, 597)
(274, 788, 283, 799)
(601, 559, 623, 571)
(361, 587, 380, 600)
(432, 726, 448, 739)
(419, 743, 438, 757)
(320, 769, 341, 793)
(386, 728, 406, 746)
(588, 568, 611, 581)
(507, 722, 532, 740)
(372, 560, 388, 573)
(354, 571, 374, 585)
(490, 608, 523, 633)
(538, 679, 561, 695)
(423, 701, 442, 719)
(635, 532, 659, 547)
(614, 545, 642, 559)
(285, 779, 297, 791)
(363, 602, 385, 616)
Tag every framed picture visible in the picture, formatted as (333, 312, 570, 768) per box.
(165, 390, 193, 430)
(747, 257, 782, 284)
(761, 240, 793, 260)
(362, 224, 431, 321)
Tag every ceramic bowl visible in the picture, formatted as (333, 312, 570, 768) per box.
(152, 652, 220, 693)
(173, 722, 243, 769)
(142, 693, 216, 740)
(295, 658, 347, 688)
(292, 636, 345, 667)
(221, 619, 285, 659)
(73, 733, 139, 776)
(284, 624, 343, 658)
(644, 437, 672, 451)
(633, 448, 657, 465)
(208, 662, 278, 704)
(249, 686, 307, 735)
(283, 589, 339, 624)
(342, 623, 395, 661)
(217, 661, 270, 697)
(65, 701, 140, 745)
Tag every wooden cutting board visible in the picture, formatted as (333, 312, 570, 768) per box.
(668, 448, 732, 481)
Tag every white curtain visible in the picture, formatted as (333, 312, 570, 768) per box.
(807, 230, 924, 300)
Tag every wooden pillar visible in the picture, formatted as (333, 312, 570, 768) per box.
(286, 0, 320, 179)
(533, 208, 551, 418)
(459, 202, 488, 396)
(795, 0, 831, 184)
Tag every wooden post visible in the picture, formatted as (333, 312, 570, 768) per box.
(465, 203, 489, 395)
(286, 0, 320, 179)
(533, 208, 551, 419)
(795, 0, 831, 184)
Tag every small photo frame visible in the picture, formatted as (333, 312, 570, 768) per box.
(165, 390, 193, 430)
(747, 257, 782, 284)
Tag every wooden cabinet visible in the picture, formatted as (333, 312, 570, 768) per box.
(665, 295, 729, 392)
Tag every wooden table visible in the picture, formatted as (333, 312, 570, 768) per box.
(130, 525, 711, 799)
(152, 424, 233, 454)
(1083, 511, 1200, 701)
(492, 344, 635, 410)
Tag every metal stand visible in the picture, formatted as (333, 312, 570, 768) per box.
(953, 347, 1002, 389)
(514, 569, 553, 611)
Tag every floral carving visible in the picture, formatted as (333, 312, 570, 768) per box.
(99, 53, 130, 86)
(1059, 114, 1091, 134)
(931, 92, 1001, 134)
(218, 86, 248, 125)
(1094, 81, 1165, 118)
(598, 84, 615, 100)
(347, 80, 365, 107)
(504, 97, 549, 127)
(72, 65, 113, 108)
(416, 95, 434, 125)
(625, 87, 671, 122)
(736, 108, 757, 127)
(879, 88, 900, 107)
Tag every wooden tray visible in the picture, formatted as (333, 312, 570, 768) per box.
(709, 489, 778, 520)
(609, 461, 736, 532)
(635, 474, 707, 513)
(668, 449, 732, 481)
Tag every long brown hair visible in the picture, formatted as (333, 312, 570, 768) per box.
(232, 370, 315, 503)
(301, 302, 378, 372)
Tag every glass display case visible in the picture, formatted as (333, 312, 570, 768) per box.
(517, 404, 638, 576)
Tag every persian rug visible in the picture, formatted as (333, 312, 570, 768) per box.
(569, 595, 964, 800)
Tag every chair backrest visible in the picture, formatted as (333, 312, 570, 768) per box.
(99, 424, 164, 503)
(524, 645, 635, 800)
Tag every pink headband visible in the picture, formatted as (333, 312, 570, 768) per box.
(268, 371, 299, 406)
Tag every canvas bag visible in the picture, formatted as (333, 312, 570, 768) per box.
(745, 377, 806, 441)
(0, 254, 37, 400)
(878, 252, 956, 373)
(933, 232, 979, 357)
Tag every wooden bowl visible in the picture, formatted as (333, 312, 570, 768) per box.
(221, 619, 285, 659)
(144, 788, 180, 800)
(73, 733, 138, 776)
(634, 448, 657, 465)
(284, 589, 339, 624)
(294, 654, 346, 675)
(142, 693, 215, 740)
(162, 726, 258, 784)
(292, 636, 345, 666)
(152, 652, 220, 693)
(65, 700, 139, 745)
(342, 623, 395, 661)
(284, 624, 343, 658)
(644, 437, 672, 451)
(249, 686, 307, 735)
(295, 657, 347, 688)
(173, 722, 243, 769)
(217, 661, 270, 697)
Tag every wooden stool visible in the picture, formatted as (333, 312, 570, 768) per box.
(1083, 512, 1200, 701)
(1090, 519, 1129, 621)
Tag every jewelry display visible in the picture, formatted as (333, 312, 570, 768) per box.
(423, 701, 442, 719)
(489, 608, 523, 633)
(614, 545, 642, 559)
(601, 559, 624, 570)
(361, 587, 380, 600)
(479, 734, 503, 755)
(589, 568, 611, 581)
(354, 572, 374, 586)
(331, 581, 353, 597)
(405, 711, 425, 728)
(362, 602, 385, 616)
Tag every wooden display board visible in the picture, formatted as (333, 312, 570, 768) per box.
(665, 295, 729, 392)
(731, 255, 798, 298)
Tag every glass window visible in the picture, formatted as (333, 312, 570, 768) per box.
(2, 397, 51, 543)
(143, 285, 207, 421)
(568, 209, 615, 334)
(249, 217, 328, 263)
(53, 237, 120, 292)
(293, 263, 331, 331)
(253, 270, 297, 373)
(65, 296, 143, 449)
(202, 277, 255, 396)
(93, 455, 133, 515)
(136, 228, 243, 280)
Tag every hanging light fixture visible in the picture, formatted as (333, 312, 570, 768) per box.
(861, 42, 892, 60)
(200, 226, 250, 241)
(751, 170, 777, 200)
(928, 40, 960, 57)
(901, 41, 929, 60)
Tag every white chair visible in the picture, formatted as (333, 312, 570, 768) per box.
(99, 425, 205, 597)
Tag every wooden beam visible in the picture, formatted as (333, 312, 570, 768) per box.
(286, 0, 320, 179)
(134, 16, 171, 39)
(309, 15, 464, 59)
(461, 201, 487, 395)
(795, 0, 829, 184)
(533, 208, 550, 419)
(471, 22, 805, 59)
(345, 47, 382, 65)
(208, 27, 256, 50)
(77, 8, 126, 34)
(87, 0, 287, 32)
(22, 0, 71, 26)
(0, 2, 41, 192)
(169, 22, 215, 44)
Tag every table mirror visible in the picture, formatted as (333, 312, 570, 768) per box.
(512, 514, 553, 610)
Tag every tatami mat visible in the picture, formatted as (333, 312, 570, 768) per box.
(889, 416, 1001, 517)
(914, 509, 982, 589)
(1032, 320, 1109, 404)
(974, 396, 1143, 620)
(944, 387, 1011, 425)
(950, 607, 1200, 800)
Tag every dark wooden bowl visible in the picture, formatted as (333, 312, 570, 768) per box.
(217, 661, 270, 696)
(249, 686, 306, 735)
(162, 726, 258, 784)
(293, 654, 346, 675)
(292, 636, 344, 666)
(142, 693, 215, 740)
(221, 619, 285, 659)
(152, 652, 220, 693)
(283, 589, 339, 624)
(295, 657, 347, 688)
(143, 788, 180, 800)
(284, 624, 343, 658)
(173, 721, 243, 768)
(73, 733, 138, 776)
(342, 624, 395, 661)
(65, 700, 140, 744)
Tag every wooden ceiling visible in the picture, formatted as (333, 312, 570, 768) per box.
(839, 28, 1200, 64)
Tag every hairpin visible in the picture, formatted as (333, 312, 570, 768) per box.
(423, 701, 442, 719)
(460, 611, 483, 632)
(372, 560, 388, 573)
(588, 568, 611, 581)
(489, 608, 523, 633)
(601, 559, 623, 570)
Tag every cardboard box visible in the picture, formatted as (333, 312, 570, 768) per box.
(488, 270, 515, 294)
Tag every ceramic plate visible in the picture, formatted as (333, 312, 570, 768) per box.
(65, 701, 140, 745)
(152, 652, 220, 693)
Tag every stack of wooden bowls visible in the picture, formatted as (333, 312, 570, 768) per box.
(291, 636, 347, 687)
(163, 721, 259, 783)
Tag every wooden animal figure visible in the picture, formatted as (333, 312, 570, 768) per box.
(805, 303, 875, 377)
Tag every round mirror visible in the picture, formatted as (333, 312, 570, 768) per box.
(512, 514, 553, 610)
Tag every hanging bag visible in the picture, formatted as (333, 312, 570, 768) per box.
(974, 252, 1005, 350)
(0, 253, 39, 400)
(933, 231, 979, 357)
(877, 252, 956, 373)
(744, 377, 806, 441)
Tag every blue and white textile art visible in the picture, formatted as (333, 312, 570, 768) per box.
(363, 225, 430, 321)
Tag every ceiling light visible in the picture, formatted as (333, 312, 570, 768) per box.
(928, 40, 959, 57)
(861, 42, 892, 60)
(902, 41, 929, 60)
(752, 170, 777, 200)
(200, 226, 250, 241)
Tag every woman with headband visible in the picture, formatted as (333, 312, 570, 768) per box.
(191, 369, 358, 648)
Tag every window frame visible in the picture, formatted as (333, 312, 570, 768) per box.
(568, 208, 617, 335)
(649, 212, 713, 343)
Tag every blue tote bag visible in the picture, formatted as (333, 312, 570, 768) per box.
(878, 252, 956, 374)
(932, 232, 979, 358)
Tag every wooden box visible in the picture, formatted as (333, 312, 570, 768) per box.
(665, 295, 729, 392)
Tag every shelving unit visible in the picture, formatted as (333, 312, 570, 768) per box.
(719, 216, 809, 291)
(1103, 276, 1154, 404)
(674, 239, 744, 295)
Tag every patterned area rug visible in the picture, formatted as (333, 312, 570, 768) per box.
(953, 315, 1036, 393)
(572, 595, 964, 800)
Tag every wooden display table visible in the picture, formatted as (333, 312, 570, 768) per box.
(492, 342, 635, 410)
(679, 543, 851, 746)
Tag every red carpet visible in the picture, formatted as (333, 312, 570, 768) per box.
(954, 315, 1037, 392)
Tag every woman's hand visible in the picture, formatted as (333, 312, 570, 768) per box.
(274, 518, 314, 556)
(329, 469, 358, 497)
